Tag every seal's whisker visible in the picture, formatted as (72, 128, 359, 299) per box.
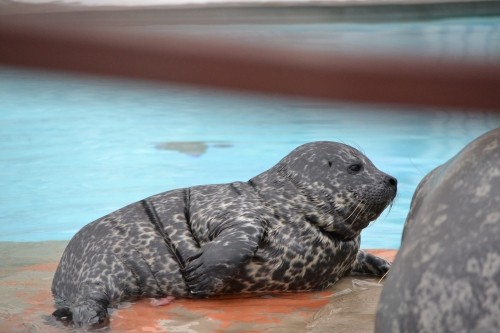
(349, 200, 366, 223)
(386, 201, 394, 216)
(343, 200, 363, 222)
(377, 269, 390, 284)
(352, 142, 366, 155)
(346, 200, 367, 227)
(350, 204, 368, 228)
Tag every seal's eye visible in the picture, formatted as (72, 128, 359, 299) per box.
(348, 164, 363, 173)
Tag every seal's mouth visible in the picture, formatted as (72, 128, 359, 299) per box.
(345, 201, 391, 227)
(328, 188, 396, 231)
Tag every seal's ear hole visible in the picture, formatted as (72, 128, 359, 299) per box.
(328, 161, 333, 167)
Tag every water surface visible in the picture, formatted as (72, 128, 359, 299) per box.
(1, 66, 498, 247)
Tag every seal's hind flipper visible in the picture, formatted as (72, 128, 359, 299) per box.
(52, 307, 72, 326)
(72, 298, 110, 329)
(52, 298, 110, 329)
(350, 250, 391, 276)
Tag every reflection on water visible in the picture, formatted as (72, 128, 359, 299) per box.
(155, 141, 233, 157)
(1, 66, 499, 248)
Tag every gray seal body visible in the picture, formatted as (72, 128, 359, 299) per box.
(376, 128, 500, 333)
(51, 141, 397, 328)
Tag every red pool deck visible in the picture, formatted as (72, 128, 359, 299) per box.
(0, 242, 395, 333)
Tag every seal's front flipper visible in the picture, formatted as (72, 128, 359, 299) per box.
(182, 221, 264, 297)
(350, 250, 391, 276)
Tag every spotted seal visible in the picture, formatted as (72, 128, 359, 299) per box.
(51, 141, 397, 328)
(376, 128, 500, 333)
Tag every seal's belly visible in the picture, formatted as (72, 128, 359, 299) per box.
(220, 223, 359, 294)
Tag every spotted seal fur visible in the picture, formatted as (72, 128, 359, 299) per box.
(376, 128, 500, 333)
(51, 141, 397, 328)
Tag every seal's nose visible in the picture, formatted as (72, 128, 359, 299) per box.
(385, 176, 397, 187)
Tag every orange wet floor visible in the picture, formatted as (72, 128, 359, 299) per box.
(0, 243, 396, 333)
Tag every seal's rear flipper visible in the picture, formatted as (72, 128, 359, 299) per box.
(52, 298, 110, 329)
(52, 307, 72, 326)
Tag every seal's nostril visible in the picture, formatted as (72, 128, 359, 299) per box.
(388, 177, 397, 187)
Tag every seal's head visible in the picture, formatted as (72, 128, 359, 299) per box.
(272, 141, 397, 239)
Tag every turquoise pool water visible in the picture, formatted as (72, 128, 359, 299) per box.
(1, 66, 499, 248)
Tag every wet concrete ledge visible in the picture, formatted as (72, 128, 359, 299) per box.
(0, 241, 396, 333)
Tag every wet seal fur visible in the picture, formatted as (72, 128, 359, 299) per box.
(51, 141, 397, 328)
(376, 128, 500, 333)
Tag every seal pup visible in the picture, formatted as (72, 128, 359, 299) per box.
(375, 128, 500, 333)
(51, 141, 397, 328)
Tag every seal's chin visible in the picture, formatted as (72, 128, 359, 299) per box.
(320, 223, 356, 241)
(336, 199, 393, 232)
(314, 195, 394, 241)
